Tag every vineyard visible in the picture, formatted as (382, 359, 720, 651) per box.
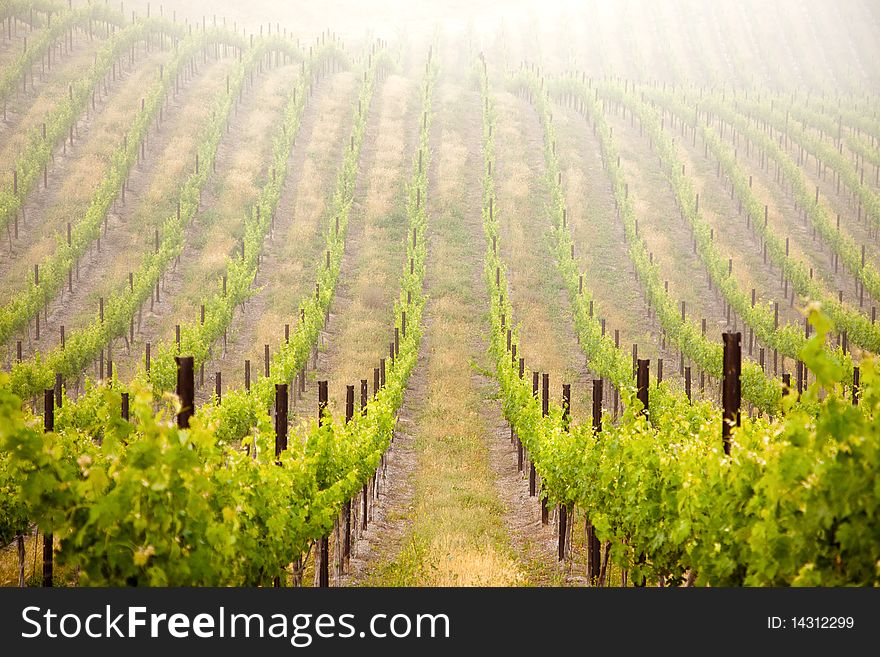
(0, 0, 878, 588)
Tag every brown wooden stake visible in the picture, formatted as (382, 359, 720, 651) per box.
(636, 359, 649, 418)
(721, 332, 742, 455)
(308, 391, 330, 572)
(345, 384, 355, 422)
(275, 384, 288, 459)
(318, 380, 328, 423)
(215, 371, 222, 404)
(541, 372, 549, 526)
(42, 388, 54, 587)
(852, 367, 860, 406)
(175, 356, 195, 428)
(245, 359, 251, 391)
(588, 379, 603, 585)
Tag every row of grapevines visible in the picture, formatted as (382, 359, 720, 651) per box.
(771, 91, 880, 170)
(0, 17, 187, 338)
(572, 304, 879, 586)
(0, 2, 126, 106)
(640, 84, 880, 353)
(0, 369, 341, 584)
(41, 42, 364, 450)
(800, 92, 880, 146)
(194, 47, 397, 445)
(141, 41, 362, 406)
(600, 82, 855, 381)
(510, 68, 717, 421)
(7, 34, 302, 400)
(723, 92, 880, 232)
(1, 0, 64, 19)
(690, 93, 880, 303)
(484, 62, 721, 509)
(484, 65, 879, 587)
(0, 4, 140, 234)
(0, 44, 437, 585)
(549, 73, 783, 414)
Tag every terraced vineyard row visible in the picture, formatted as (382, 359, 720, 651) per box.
(0, 1, 876, 589)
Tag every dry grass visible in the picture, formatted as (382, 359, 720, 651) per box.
(0, 531, 76, 587)
(494, 90, 590, 421)
(110, 59, 297, 382)
(301, 73, 416, 418)
(554, 103, 660, 362)
(363, 83, 522, 585)
(605, 103, 728, 333)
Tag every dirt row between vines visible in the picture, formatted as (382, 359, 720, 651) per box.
(339, 63, 583, 586)
(114, 57, 302, 384)
(196, 68, 359, 402)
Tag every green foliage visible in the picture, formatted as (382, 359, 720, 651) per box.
(481, 64, 878, 586)
(639, 85, 880, 354)
(0, 3, 127, 108)
(694, 93, 880, 304)
(0, 44, 438, 585)
(8, 32, 306, 399)
(547, 73, 785, 414)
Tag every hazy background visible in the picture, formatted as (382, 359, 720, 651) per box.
(88, 0, 880, 91)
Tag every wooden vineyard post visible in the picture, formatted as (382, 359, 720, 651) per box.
(318, 380, 328, 422)
(558, 383, 571, 561)
(42, 389, 54, 587)
(343, 385, 354, 567)
(317, 380, 329, 587)
(588, 379, 602, 585)
(541, 372, 549, 526)
(244, 359, 251, 391)
(721, 332, 741, 455)
(175, 356, 195, 428)
(274, 384, 288, 460)
(685, 366, 692, 401)
(121, 393, 130, 421)
(636, 359, 649, 418)
(529, 371, 538, 496)
(215, 372, 222, 404)
(362, 376, 371, 531)
(853, 367, 860, 406)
